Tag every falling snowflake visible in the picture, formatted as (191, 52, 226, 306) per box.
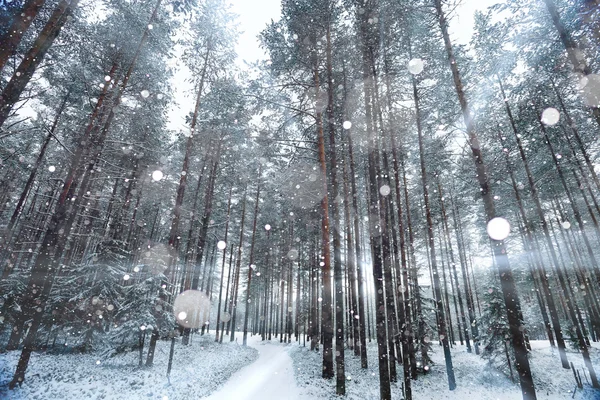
(379, 185, 391, 196)
(408, 58, 424, 75)
(486, 217, 510, 241)
(152, 170, 163, 181)
(541, 107, 560, 126)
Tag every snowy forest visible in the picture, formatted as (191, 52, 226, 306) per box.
(1, 0, 600, 399)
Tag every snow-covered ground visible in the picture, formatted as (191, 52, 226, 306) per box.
(3, 333, 600, 399)
(290, 340, 600, 400)
(0, 332, 257, 399)
(205, 334, 308, 400)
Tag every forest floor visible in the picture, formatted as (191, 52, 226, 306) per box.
(289, 339, 600, 399)
(203, 334, 307, 400)
(0, 331, 257, 399)
(2, 332, 600, 399)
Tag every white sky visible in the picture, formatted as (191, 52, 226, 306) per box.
(229, 0, 281, 66)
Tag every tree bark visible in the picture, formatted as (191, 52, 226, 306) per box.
(434, 1, 535, 397)
(242, 182, 260, 345)
(0, 0, 46, 73)
(312, 57, 334, 379)
(412, 52, 456, 390)
(215, 188, 233, 343)
(325, 23, 345, 393)
(0, 0, 78, 128)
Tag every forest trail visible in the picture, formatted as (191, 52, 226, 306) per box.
(204, 334, 306, 400)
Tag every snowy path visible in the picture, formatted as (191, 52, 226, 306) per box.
(204, 334, 306, 400)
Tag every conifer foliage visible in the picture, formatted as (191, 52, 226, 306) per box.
(2, 0, 600, 399)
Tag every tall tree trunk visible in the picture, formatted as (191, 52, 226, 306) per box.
(230, 187, 247, 342)
(325, 23, 345, 393)
(542, 0, 600, 127)
(412, 49, 456, 390)
(0, 0, 46, 73)
(437, 181, 470, 353)
(9, 2, 160, 383)
(312, 55, 334, 379)
(190, 141, 222, 291)
(242, 182, 260, 345)
(0, 0, 78, 128)
(450, 194, 480, 354)
(163, 45, 210, 282)
(179, 157, 209, 292)
(342, 145, 360, 359)
(345, 102, 368, 369)
(215, 188, 232, 343)
(221, 243, 234, 343)
(439, 229, 457, 346)
(497, 84, 571, 367)
(355, 5, 392, 393)
(370, 59, 399, 385)
(535, 109, 600, 386)
(0, 91, 68, 267)
(434, 2, 535, 397)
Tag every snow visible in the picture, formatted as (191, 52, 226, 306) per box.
(152, 170, 164, 181)
(205, 334, 306, 400)
(0, 333, 257, 399)
(3, 335, 600, 399)
(487, 217, 511, 241)
(408, 59, 425, 75)
(541, 107, 561, 126)
(290, 340, 600, 399)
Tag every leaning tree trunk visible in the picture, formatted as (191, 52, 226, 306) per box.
(0, 0, 79, 129)
(498, 81, 570, 367)
(542, 0, 600, 128)
(8, 1, 160, 383)
(535, 109, 600, 387)
(411, 48, 456, 390)
(0, 0, 46, 73)
(0, 91, 68, 262)
(434, 1, 535, 397)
